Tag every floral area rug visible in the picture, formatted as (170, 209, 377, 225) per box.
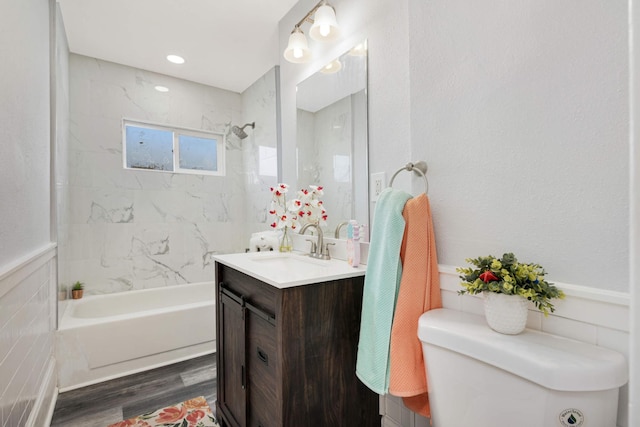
(107, 396, 220, 427)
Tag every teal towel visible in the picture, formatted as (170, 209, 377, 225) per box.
(356, 187, 412, 395)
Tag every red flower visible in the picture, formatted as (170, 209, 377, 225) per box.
(155, 405, 187, 424)
(186, 409, 205, 425)
(317, 186, 323, 191)
(275, 190, 282, 196)
(268, 210, 276, 215)
(479, 271, 499, 283)
(270, 222, 277, 228)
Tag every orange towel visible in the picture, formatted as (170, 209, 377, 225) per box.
(388, 193, 442, 419)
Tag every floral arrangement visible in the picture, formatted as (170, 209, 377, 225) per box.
(456, 253, 565, 315)
(269, 183, 328, 230)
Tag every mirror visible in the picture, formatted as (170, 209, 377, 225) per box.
(296, 41, 368, 239)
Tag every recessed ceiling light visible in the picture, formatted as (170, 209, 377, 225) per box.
(166, 54, 185, 64)
(154, 86, 169, 92)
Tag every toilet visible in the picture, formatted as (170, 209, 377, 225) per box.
(418, 309, 628, 427)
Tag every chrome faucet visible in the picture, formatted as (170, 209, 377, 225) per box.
(334, 221, 349, 239)
(299, 223, 332, 259)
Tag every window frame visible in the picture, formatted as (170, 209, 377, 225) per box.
(122, 118, 226, 176)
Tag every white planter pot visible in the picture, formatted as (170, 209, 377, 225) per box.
(483, 292, 529, 334)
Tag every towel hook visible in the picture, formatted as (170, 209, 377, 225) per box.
(389, 160, 429, 194)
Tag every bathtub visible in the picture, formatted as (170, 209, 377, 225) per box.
(56, 282, 216, 391)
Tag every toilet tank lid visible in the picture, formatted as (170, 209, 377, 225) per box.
(419, 309, 628, 392)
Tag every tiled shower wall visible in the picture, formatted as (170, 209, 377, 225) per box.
(60, 55, 277, 295)
(239, 66, 280, 244)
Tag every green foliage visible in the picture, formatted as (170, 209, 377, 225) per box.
(72, 281, 84, 291)
(456, 253, 564, 315)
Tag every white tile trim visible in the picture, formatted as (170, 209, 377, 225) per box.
(0, 243, 56, 299)
(439, 264, 630, 333)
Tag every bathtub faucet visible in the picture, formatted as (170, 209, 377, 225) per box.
(299, 223, 332, 260)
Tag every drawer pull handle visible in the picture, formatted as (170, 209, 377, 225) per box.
(257, 347, 269, 366)
(241, 365, 246, 390)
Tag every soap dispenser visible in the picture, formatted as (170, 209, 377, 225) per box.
(347, 220, 360, 267)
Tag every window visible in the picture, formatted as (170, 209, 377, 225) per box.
(123, 119, 225, 176)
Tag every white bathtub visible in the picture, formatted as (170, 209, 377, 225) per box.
(56, 282, 216, 391)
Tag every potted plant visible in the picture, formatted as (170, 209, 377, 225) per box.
(456, 253, 565, 334)
(71, 281, 84, 299)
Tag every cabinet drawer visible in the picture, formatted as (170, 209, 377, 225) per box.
(218, 264, 277, 314)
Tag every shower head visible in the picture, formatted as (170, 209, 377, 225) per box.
(231, 122, 255, 139)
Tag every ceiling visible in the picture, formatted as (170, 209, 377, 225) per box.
(58, 0, 299, 94)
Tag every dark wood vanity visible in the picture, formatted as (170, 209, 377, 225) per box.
(215, 261, 379, 427)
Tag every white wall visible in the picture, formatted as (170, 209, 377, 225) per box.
(0, 1, 52, 263)
(408, 0, 628, 293)
(629, 0, 639, 423)
(0, 0, 57, 425)
(279, 0, 632, 425)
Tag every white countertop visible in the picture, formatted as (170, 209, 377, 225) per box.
(213, 251, 366, 289)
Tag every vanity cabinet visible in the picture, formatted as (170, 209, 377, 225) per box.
(215, 262, 379, 427)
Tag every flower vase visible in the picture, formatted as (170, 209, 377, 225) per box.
(483, 292, 529, 334)
(279, 227, 292, 252)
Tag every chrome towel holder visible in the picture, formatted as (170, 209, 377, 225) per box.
(389, 160, 429, 194)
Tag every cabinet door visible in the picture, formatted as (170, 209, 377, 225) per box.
(246, 304, 278, 427)
(218, 288, 246, 427)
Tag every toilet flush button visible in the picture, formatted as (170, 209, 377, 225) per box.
(559, 408, 584, 426)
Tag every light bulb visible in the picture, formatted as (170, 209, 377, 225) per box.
(320, 24, 330, 37)
(293, 48, 303, 59)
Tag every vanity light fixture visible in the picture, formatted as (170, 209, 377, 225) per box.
(166, 54, 185, 64)
(284, 26, 312, 63)
(283, 0, 340, 64)
(309, 2, 340, 42)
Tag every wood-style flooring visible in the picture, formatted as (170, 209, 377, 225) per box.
(50, 353, 217, 427)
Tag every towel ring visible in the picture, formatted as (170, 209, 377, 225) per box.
(389, 161, 429, 194)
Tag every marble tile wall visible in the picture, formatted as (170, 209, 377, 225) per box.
(61, 54, 273, 294)
(239, 66, 280, 246)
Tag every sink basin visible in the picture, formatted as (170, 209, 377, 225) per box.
(249, 252, 329, 268)
(213, 251, 366, 289)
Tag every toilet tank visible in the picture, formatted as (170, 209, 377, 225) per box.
(419, 309, 628, 427)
